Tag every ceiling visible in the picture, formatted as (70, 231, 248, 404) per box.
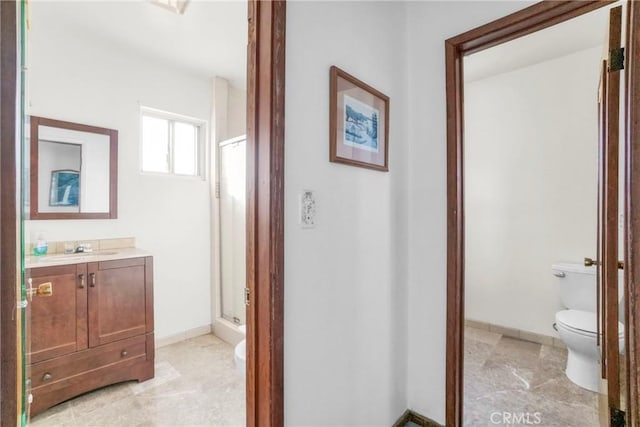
(30, 2, 615, 88)
(30, 0, 248, 88)
(465, 5, 612, 82)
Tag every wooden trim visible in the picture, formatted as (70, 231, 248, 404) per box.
(109, 129, 118, 219)
(329, 65, 390, 172)
(445, 1, 620, 425)
(31, 116, 117, 136)
(447, 1, 616, 55)
(626, 1, 640, 424)
(246, 1, 286, 426)
(603, 6, 622, 409)
(598, 59, 607, 378)
(392, 409, 413, 427)
(408, 410, 443, 427)
(29, 116, 118, 220)
(144, 256, 154, 335)
(393, 409, 443, 427)
(246, 2, 257, 424)
(444, 38, 464, 427)
(1, 0, 19, 424)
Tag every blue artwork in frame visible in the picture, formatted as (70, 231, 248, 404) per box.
(329, 65, 389, 171)
(49, 170, 80, 207)
(343, 94, 379, 153)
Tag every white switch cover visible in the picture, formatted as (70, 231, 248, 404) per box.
(300, 190, 316, 228)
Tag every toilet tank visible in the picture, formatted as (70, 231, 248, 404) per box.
(552, 262, 624, 312)
(552, 263, 597, 311)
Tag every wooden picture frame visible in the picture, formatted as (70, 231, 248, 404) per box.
(330, 65, 389, 171)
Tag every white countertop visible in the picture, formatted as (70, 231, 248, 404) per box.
(26, 247, 152, 269)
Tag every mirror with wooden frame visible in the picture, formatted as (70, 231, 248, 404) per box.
(29, 116, 118, 220)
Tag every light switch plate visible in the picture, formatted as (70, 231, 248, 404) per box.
(299, 190, 316, 228)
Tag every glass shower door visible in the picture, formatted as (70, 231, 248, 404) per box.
(219, 136, 247, 326)
(20, 0, 31, 424)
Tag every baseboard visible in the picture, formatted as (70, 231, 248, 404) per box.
(213, 318, 244, 346)
(393, 409, 443, 427)
(465, 318, 566, 349)
(155, 324, 212, 348)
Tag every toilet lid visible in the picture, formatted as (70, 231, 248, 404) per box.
(556, 309, 625, 337)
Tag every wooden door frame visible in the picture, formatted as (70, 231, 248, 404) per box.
(0, 0, 286, 425)
(445, 1, 638, 425)
(246, 1, 286, 426)
(0, 0, 20, 425)
(625, 0, 640, 424)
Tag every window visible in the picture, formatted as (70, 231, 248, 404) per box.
(140, 108, 206, 178)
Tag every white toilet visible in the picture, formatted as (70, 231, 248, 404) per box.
(553, 263, 625, 392)
(234, 325, 246, 377)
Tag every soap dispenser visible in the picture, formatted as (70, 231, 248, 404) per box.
(33, 233, 48, 256)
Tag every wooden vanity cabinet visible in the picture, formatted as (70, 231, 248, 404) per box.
(26, 256, 154, 415)
(27, 263, 88, 365)
(88, 258, 153, 347)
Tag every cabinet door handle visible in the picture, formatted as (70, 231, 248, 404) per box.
(26, 279, 53, 300)
(121, 350, 128, 358)
(89, 272, 96, 287)
(79, 274, 85, 289)
(42, 373, 52, 382)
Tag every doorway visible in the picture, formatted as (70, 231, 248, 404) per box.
(462, 6, 610, 425)
(445, 1, 640, 425)
(0, 1, 285, 425)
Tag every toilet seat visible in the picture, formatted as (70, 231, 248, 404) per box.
(556, 309, 624, 338)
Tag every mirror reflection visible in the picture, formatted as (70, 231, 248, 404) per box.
(30, 116, 117, 219)
(41, 143, 81, 211)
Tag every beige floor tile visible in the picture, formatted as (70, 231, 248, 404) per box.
(31, 334, 245, 426)
(30, 402, 75, 427)
(464, 335, 598, 427)
(69, 381, 134, 414)
(520, 330, 554, 346)
(465, 326, 502, 346)
(129, 360, 181, 395)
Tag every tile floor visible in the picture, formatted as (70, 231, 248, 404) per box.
(30, 334, 245, 427)
(464, 326, 598, 427)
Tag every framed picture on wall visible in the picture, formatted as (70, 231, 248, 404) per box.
(330, 65, 389, 171)
(49, 169, 80, 207)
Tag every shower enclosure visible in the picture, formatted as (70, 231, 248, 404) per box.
(218, 136, 246, 326)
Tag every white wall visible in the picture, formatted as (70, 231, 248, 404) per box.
(228, 86, 246, 139)
(285, 2, 409, 425)
(405, 1, 536, 423)
(26, 14, 215, 340)
(464, 47, 601, 338)
(211, 77, 246, 142)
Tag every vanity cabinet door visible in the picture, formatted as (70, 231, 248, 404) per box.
(27, 264, 88, 364)
(87, 257, 153, 347)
